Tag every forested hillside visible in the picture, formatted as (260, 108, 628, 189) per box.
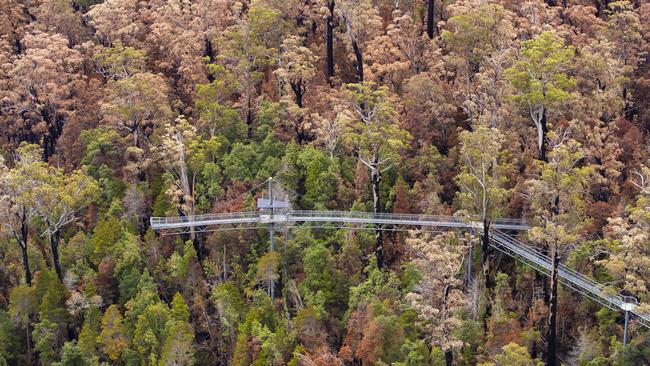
(1, 0, 649, 365)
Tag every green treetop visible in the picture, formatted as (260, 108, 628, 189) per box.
(506, 31, 576, 161)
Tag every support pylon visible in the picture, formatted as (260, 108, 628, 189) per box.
(268, 178, 275, 299)
(622, 302, 635, 346)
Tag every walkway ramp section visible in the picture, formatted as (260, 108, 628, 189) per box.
(491, 230, 650, 329)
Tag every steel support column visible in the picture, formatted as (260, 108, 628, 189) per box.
(268, 178, 275, 299)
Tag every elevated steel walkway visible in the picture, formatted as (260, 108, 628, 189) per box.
(150, 210, 649, 330)
(150, 210, 530, 232)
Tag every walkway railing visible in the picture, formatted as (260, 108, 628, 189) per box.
(287, 210, 530, 230)
(149, 211, 260, 229)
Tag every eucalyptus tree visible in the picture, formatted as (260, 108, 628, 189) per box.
(455, 125, 511, 328)
(27, 150, 99, 281)
(525, 137, 592, 366)
(0, 144, 40, 284)
(341, 82, 411, 268)
(506, 31, 576, 162)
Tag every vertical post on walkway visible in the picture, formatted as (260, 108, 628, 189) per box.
(467, 226, 473, 288)
(624, 309, 630, 346)
(622, 302, 634, 346)
(268, 177, 275, 299)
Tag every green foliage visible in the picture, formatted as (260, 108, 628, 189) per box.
(0, 310, 18, 365)
(527, 138, 593, 249)
(211, 282, 244, 341)
(341, 82, 411, 167)
(347, 259, 402, 316)
(256, 251, 280, 287)
(506, 31, 576, 111)
(80, 127, 126, 210)
(457, 318, 483, 364)
(92, 42, 147, 79)
(220, 128, 284, 185)
(33, 319, 58, 366)
(38, 269, 69, 326)
(430, 347, 446, 366)
(400, 262, 421, 294)
(77, 307, 101, 359)
(171, 293, 190, 323)
(167, 241, 197, 282)
(91, 216, 123, 264)
(0, 5, 648, 366)
(596, 308, 619, 338)
(53, 341, 90, 366)
(479, 342, 542, 366)
(223, 143, 259, 181)
(441, 3, 514, 67)
(114, 233, 145, 304)
(231, 296, 290, 366)
(133, 302, 172, 362)
(8, 284, 37, 331)
(124, 270, 160, 334)
(217, 4, 286, 80)
(196, 65, 246, 144)
(300, 149, 339, 209)
(232, 302, 293, 366)
(98, 305, 129, 361)
(152, 189, 175, 217)
(299, 242, 346, 317)
(366, 308, 406, 363)
(159, 321, 195, 366)
(60, 232, 92, 278)
(393, 339, 432, 366)
(612, 336, 650, 365)
(455, 125, 512, 220)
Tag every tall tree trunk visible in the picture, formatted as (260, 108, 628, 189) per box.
(132, 127, 147, 182)
(371, 158, 383, 268)
(205, 38, 216, 82)
(246, 97, 254, 138)
(532, 106, 548, 162)
(20, 212, 32, 285)
(344, 16, 363, 83)
(547, 242, 559, 366)
(540, 108, 548, 162)
(623, 86, 636, 120)
(50, 230, 63, 281)
(41, 110, 63, 162)
(20, 242, 31, 285)
(443, 284, 453, 366)
(445, 350, 453, 366)
(176, 140, 203, 262)
(291, 83, 304, 108)
(352, 40, 363, 83)
(326, 0, 335, 80)
(427, 0, 435, 39)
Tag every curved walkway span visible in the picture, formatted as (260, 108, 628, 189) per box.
(150, 210, 649, 330)
(150, 210, 530, 231)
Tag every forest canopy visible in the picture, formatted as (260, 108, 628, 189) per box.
(0, 0, 650, 365)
